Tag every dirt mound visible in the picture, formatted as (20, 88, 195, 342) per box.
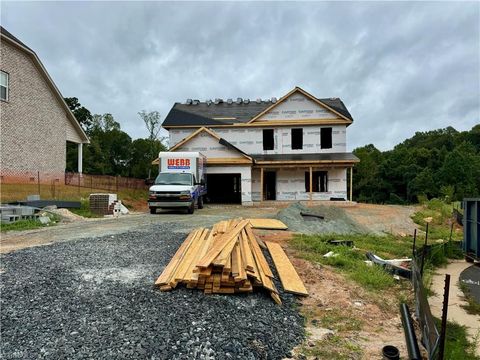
(49, 208, 85, 222)
(276, 203, 369, 235)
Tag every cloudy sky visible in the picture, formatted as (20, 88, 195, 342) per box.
(2, 1, 479, 150)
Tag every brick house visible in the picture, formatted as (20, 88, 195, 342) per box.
(156, 87, 359, 205)
(0, 26, 88, 179)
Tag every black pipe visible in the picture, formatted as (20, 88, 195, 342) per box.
(400, 303, 421, 360)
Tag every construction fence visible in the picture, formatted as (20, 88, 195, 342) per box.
(0, 169, 149, 194)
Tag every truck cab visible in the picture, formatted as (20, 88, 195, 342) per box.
(148, 152, 207, 214)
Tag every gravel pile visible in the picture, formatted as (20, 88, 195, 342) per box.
(0, 223, 304, 359)
(277, 202, 368, 235)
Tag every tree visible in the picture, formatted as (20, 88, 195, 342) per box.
(129, 138, 167, 179)
(64, 97, 93, 132)
(139, 110, 162, 142)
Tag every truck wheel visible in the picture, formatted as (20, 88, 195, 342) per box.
(198, 196, 204, 209)
(150, 207, 157, 214)
(187, 201, 195, 214)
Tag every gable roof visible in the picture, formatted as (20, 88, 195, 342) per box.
(169, 127, 252, 160)
(248, 86, 353, 124)
(162, 86, 353, 128)
(0, 26, 89, 143)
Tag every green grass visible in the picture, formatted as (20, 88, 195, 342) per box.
(411, 198, 463, 241)
(438, 318, 480, 360)
(460, 283, 480, 316)
(69, 200, 102, 218)
(299, 334, 363, 360)
(291, 233, 414, 291)
(1, 219, 46, 232)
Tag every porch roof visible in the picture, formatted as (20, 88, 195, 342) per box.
(252, 152, 359, 166)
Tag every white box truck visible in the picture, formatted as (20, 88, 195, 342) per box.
(148, 152, 207, 214)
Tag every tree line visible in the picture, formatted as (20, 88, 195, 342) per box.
(353, 125, 480, 203)
(65, 97, 166, 179)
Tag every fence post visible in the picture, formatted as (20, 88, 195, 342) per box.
(438, 274, 451, 360)
(37, 171, 41, 196)
(420, 222, 429, 277)
(412, 228, 417, 258)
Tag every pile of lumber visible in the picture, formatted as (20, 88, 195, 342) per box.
(155, 218, 308, 304)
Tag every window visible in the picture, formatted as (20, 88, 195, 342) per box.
(0, 71, 8, 101)
(321, 127, 332, 149)
(263, 129, 274, 150)
(305, 171, 328, 192)
(291, 128, 303, 150)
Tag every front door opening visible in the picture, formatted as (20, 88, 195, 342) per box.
(264, 171, 276, 200)
(206, 174, 241, 204)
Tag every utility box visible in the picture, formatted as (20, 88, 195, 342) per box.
(463, 198, 480, 262)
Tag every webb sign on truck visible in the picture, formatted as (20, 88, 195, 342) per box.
(166, 158, 191, 170)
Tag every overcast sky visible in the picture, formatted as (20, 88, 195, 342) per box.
(2, 1, 479, 150)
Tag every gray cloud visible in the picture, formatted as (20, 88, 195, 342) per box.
(2, 1, 479, 150)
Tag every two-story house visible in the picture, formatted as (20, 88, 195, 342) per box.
(158, 87, 359, 205)
(0, 26, 88, 179)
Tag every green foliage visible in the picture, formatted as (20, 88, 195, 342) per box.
(1, 219, 46, 232)
(353, 126, 480, 203)
(290, 233, 413, 291)
(435, 318, 480, 360)
(69, 200, 102, 218)
(65, 98, 167, 178)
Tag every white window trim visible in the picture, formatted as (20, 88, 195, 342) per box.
(0, 71, 9, 102)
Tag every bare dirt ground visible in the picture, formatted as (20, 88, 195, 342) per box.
(430, 260, 480, 356)
(344, 203, 419, 236)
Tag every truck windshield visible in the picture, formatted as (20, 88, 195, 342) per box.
(155, 173, 193, 186)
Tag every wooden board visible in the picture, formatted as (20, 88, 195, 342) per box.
(265, 241, 308, 296)
(248, 219, 288, 230)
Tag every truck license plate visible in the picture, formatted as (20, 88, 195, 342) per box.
(149, 202, 162, 206)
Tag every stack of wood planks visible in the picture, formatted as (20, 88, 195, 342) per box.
(155, 218, 308, 304)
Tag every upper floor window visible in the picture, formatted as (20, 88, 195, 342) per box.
(263, 129, 274, 150)
(291, 128, 303, 150)
(0, 71, 8, 101)
(321, 127, 332, 149)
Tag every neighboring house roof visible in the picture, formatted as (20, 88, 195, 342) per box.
(252, 152, 360, 164)
(162, 86, 353, 128)
(0, 26, 89, 143)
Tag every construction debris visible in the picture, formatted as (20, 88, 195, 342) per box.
(155, 218, 306, 304)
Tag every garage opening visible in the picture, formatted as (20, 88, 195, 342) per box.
(206, 174, 242, 204)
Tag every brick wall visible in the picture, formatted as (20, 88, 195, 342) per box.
(0, 40, 73, 173)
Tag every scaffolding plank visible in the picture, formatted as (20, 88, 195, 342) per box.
(248, 218, 288, 230)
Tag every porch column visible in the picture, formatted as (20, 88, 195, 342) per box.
(260, 167, 264, 201)
(349, 167, 353, 201)
(77, 143, 83, 174)
(309, 166, 313, 203)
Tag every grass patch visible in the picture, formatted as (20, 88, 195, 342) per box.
(299, 335, 363, 359)
(437, 318, 480, 360)
(291, 233, 413, 291)
(1, 219, 46, 232)
(69, 200, 102, 218)
(460, 283, 480, 316)
(411, 198, 463, 241)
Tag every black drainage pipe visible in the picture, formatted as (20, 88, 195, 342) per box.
(382, 345, 399, 360)
(400, 303, 421, 360)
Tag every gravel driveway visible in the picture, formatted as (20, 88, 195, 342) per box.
(0, 223, 304, 359)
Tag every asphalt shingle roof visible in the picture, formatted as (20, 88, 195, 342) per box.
(162, 95, 353, 127)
